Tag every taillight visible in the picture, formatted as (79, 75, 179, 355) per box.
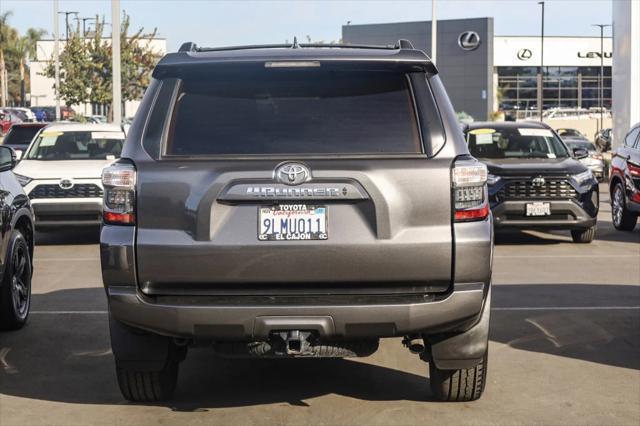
(452, 159, 489, 222)
(629, 162, 640, 178)
(102, 162, 136, 225)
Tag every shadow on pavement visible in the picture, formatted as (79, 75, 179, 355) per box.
(592, 225, 640, 244)
(35, 227, 100, 246)
(0, 284, 638, 407)
(492, 284, 640, 371)
(495, 230, 568, 245)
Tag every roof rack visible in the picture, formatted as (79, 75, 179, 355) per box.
(180, 39, 415, 53)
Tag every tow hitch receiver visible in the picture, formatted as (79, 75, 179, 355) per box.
(272, 330, 315, 355)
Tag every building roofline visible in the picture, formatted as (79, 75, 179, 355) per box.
(495, 35, 611, 39)
(342, 17, 492, 28)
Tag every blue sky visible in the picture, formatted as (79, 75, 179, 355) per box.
(2, 0, 613, 51)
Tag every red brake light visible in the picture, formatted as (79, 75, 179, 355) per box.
(454, 204, 490, 221)
(103, 211, 136, 225)
(102, 162, 136, 226)
(452, 159, 489, 223)
(629, 163, 640, 177)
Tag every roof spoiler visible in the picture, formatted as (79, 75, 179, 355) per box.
(180, 38, 417, 53)
(163, 39, 437, 76)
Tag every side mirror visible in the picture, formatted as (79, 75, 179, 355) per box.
(0, 146, 17, 171)
(572, 147, 589, 159)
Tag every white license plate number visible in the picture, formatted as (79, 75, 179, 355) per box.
(526, 202, 551, 216)
(258, 205, 327, 241)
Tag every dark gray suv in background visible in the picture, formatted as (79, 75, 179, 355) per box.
(100, 40, 493, 402)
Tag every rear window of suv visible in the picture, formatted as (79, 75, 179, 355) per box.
(2, 125, 44, 146)
(165, 70, 422, 156)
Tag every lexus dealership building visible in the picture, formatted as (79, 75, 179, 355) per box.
(342, 18, 612, 121)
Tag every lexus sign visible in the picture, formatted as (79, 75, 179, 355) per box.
(517, 48, 533, 61)
(458, 31, 481, 51)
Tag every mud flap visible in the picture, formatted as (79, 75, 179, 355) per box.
(429, 285, 491, 370)
(109, 314, 180, 371)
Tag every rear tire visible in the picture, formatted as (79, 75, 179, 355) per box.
(110, 316, 185, 402)
(0, 230, 32, 330)
(611, 182, 638, 231)
(429, 351, 488, 402)
(571, 226, 596, 243)
(116, 361, 179, 402)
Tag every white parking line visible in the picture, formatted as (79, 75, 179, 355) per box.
(34, 258, 98, 262)
(29, 306, 640, 315)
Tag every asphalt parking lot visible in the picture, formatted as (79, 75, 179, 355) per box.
(0, 184, 638, 425)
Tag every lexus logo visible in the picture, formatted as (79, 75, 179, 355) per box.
(275, 163, 310, 186)
(458, 31, 481, 51)
(532, 176, 546, 188)
(59, 178, 74, 190)
(517, 48, 533, 61)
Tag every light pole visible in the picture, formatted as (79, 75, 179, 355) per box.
(53, 0, 61, 121)
(538, 1, 545, 122)
(111, 0, 122, 125)
(57, 11, 78, 41)
(592, 23, 611, 132)
(431, 0, 437, 65)
(80, 17, 96, 37)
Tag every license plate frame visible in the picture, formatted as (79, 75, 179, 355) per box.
(258, 204, 328, 241)
(525, 202, 551, 216)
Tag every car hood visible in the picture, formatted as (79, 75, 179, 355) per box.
(480, 157, 587, 176)
(14, 159, 115, 180)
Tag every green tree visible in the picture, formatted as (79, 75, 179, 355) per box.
(14, 27, 47, 104)
(0, 11, 46, 106)
(51, 25, 92, 106)
(0, 11, 18, 106)
(44, 12, 160, 116)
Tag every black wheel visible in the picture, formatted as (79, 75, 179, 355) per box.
(116, 361, 179, 402)
(429, 351, 488, 402)
(571, 226, 596, 243)
(0, 230, 32, 330)
(611, 182, 638, 231)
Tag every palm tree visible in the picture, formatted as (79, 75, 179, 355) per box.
(0, 11, 18, 107)
(14, 28, 46, 105)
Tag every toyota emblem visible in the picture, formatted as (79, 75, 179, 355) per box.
(59, 178, 74, 190)
(532, 176, 546, 188)
(275, 163, 310, 186)
(458, 31, 481, 51)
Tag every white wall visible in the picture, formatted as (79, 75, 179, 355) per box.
(612, 0, 640, 148)
(495, 36, 612, 67)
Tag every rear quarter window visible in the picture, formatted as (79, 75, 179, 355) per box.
(164, 70, 422, 156)
(2, 126, 43, 146)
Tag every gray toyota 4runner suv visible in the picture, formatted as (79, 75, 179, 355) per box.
(100, 40, 493, 402)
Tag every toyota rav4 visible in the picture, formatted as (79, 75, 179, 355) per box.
(101, 40, 493, 402)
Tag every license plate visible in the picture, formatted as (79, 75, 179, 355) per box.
(258, 205, 328, 241)
(526, 202, 551, 216)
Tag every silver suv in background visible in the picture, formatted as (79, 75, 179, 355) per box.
(101, 40, 493, 402)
